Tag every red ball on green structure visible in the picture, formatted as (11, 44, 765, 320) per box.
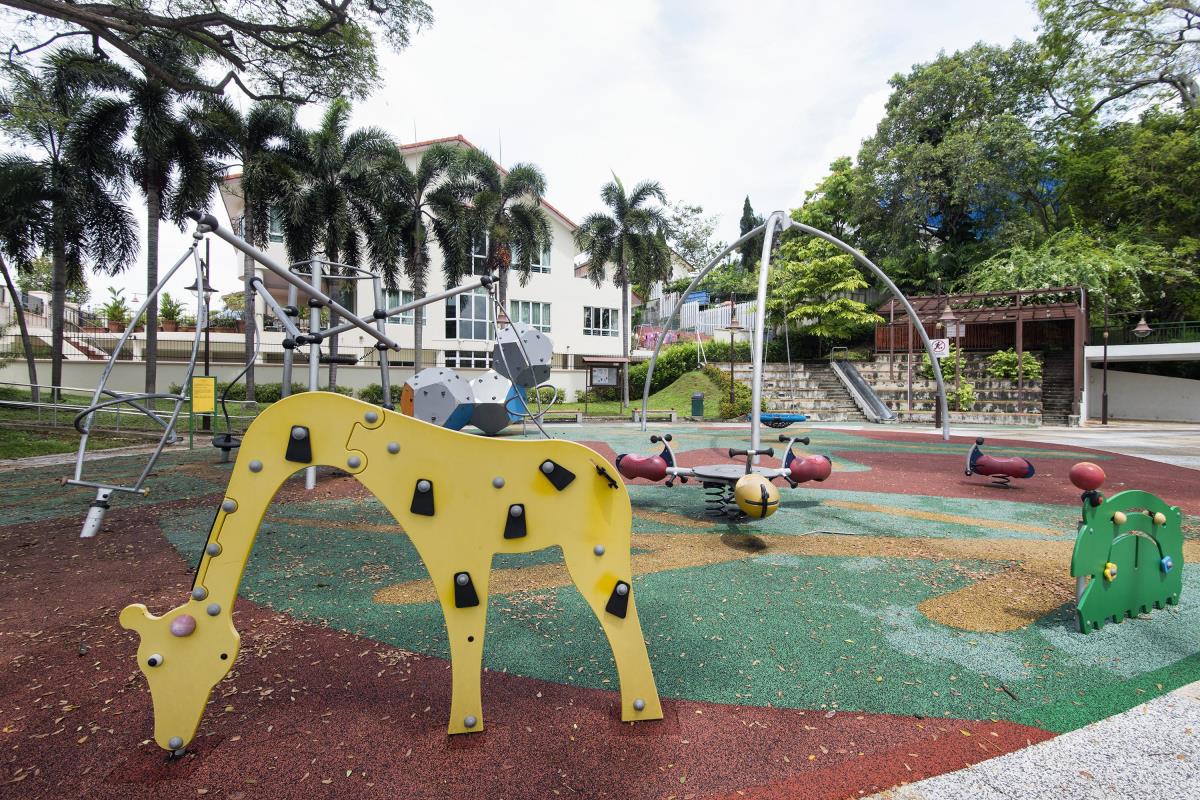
(1069, 462, 1105, 491)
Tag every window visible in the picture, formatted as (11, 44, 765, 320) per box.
(518, 243, 551, 273)
(444, 350, 491, 369)
(510, 300, 551, 333)
(446, 288, 493, 339)
(469, 233, 490, 276)
(268, 207, 284, 243)
(584, 306, 619, 337)
(384, 290, 417, 324)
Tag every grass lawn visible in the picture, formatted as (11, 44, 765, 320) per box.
(555, 370, 727, 419)
(0, 425, 146, 459)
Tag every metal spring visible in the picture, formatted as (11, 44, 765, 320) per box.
(703, 483, 743, 520)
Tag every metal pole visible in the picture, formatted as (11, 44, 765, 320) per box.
(320, 276, 496, 339)
(1102, 298, 1109, 425)
(202, 239, 211, 432)
(749, 212, 784, 457)
(281, 283, 297, 398)
(729, 325, 736, 404)
(306, 261, 322, 490)
(373, 276, 393, 408)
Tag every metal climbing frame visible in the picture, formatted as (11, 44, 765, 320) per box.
(640, 214, 951, 444)
(69, 231, 211, 538)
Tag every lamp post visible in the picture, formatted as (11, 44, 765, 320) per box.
(187, 246, 217, 430)
(938, 303, 961, 411)
(1100, 300, 1152, 425)
(727, 311, 744, 404)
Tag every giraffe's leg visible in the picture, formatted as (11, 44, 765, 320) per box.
(562, 539, 662, 723)
(412, 540, 493, 734)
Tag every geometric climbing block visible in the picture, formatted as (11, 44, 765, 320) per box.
(492, 322, 553, 389)
(1070, 489, 1184, 633)
(400, 367, 474, 430)
(469, 370, 521, 435)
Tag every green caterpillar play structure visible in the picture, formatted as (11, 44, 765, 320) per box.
(1069, 462, 1184, 634)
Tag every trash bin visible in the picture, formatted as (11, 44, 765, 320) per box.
(691, 392, 705, 418)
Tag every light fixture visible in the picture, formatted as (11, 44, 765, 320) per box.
(1132, 315, 1152, 339)
(186, 276, 217, 295)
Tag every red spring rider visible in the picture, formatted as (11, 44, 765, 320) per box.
(965, 437, 1035, 487)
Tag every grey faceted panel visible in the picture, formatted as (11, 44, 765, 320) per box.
(469, 370, 518, 435)
(401, 367, 475, 430)
(492, 323, 553, 388)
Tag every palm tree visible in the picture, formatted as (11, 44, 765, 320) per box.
(574, 175, 671, 407)
(114, 41, 229, 395)
(0, 155, 48, 398)
(276, 98, 398, 387)
(0, 49, 138, 397)
(448, 149, 551, 307)
(373, 142, 469, 370)
(203, 99, 298, 400)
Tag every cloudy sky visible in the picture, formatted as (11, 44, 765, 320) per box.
(103, 0, 1041, 307)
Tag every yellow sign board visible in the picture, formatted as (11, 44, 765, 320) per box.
(191, 376, 217, 414)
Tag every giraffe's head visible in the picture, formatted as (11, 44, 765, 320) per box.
(120, 601, 240, 751)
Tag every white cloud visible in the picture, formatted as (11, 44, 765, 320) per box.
(101, 0, 1039, 304)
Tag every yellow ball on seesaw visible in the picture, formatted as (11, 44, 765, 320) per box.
(1153, 511, 1167, 526)
(1112, 511, 1127, 526)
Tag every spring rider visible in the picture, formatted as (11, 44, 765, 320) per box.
(964, 437, 1035, 486)
(1069, 461, 1184, 633)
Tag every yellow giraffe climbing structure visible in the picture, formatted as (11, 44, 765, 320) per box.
(120, 392, 662, 752)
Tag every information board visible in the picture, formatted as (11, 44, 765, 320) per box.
(191, 376, 217, 414)
(590, 366, 618, 387)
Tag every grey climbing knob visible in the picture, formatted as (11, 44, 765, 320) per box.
(364, 411, 379, 423)
(347, 455, 361, 469)
(221, 499, 236, 513)
(387, 442, 400, 454)
(168, 736, 184, 750)
(455, 573, 469, 586)
(509, 505, 523, 518)
(492, 477, 505, 488)
(633, 699, 645, 711)
(206, 603, 221, 616)
(541, 461, 554, 474)
(594, 545, 605, 556)
(417, 479, 431, 493)
(291, 427, 307, 440)
(249, 460, 263, 472)
(206, 543, 222, 556)
(615, 583, 629, 596)
(464, 715, 477, 729)
(191, 587, 208, 601)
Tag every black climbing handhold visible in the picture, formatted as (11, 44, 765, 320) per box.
(285, 427, 312, 463)
(454, 572, 479, 608)
(594, 463, 618, 490)
(539, 459, 575, 491)
(411, 479, 434, 516)
(605, 581, 630, 618)
(504, 504, 527, 539)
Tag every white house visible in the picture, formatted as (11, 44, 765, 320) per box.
(216, 135, 628, 396)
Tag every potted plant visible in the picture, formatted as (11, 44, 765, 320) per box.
(160, 292, 183, 332)
(100, 287, 131, 333)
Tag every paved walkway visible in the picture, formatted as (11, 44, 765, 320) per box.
(872, 681, 1200, 799)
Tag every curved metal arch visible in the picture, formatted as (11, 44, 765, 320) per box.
(639, 215, 951, 441)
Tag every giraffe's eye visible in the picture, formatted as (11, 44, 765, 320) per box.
(147, 654, 163, 667)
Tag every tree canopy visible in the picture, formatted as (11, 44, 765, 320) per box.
(1, 0, 433, 102)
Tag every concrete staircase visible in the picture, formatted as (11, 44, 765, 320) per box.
(855, 353, 1044, 425)
(1040, 350, 1075, 426)
(730, 362, 866, 422)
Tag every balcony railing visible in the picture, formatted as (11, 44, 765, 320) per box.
(1091, 320, 1200, 346)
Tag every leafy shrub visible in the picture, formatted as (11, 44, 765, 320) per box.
(358, 383, 387, 405)
(702, 364, 765, 419)
(950, 381, 976, 412)
(985, 348, 1042, 382)
(575, 387, 618, 403)
(526, 386, 558, 404)
(918, 343, 963, 380)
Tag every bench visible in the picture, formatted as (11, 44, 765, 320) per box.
(631, 409, 677, 423)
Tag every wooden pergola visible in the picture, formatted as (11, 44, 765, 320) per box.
(875, 286, 1089, 420)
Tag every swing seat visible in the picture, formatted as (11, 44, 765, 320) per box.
(757, 412, 808, 429)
